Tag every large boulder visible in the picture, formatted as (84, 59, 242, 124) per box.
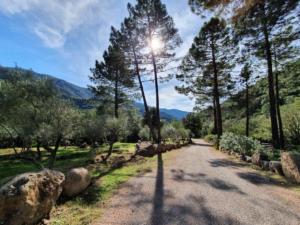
(0, 170, 65, 225)
(62, 167, 91, 197)
(251, 152, 268, 166)
(136, 142, 155, 157)
(269, 161, 284, 175)
(281, 152, 300, 183)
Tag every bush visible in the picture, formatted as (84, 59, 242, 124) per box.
(161, 122, 191, 143)
(285, 112, 300, 145)
(139, 126, 150, 141)
(204, 134, 218, 146)
(219, 132, 264, 156)
(161, 124, 177, 141)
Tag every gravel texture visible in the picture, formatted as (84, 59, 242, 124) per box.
(94, 139, 300, 225)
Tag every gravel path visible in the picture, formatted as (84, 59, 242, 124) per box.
(94, 139, 300, 225)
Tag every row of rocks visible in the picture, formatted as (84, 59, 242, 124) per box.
(135, 142, 189, 157)
(228, 150, 300, 183)
(0, 168, 91, 225)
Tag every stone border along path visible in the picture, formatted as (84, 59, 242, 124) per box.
(94, 139, 300, 225)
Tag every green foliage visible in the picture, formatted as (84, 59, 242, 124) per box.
(161, 124, 177, 141)
(182, 112, 203, 137)
(219, 132, 264, 156)
(138, 126, 150, 141)
(89, 27, 135, 118)
(204, 134, 218, 146)
(125, 109, 142, 142)
(161, 121, 191, 143)
(103, 115, 128, 144)
(284, 112, 300, 145)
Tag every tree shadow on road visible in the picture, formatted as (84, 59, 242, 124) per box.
(170, 169, 246, 195)
(237, 172, 274, 185)
(209, 159, 248, 169)
(150, 153, 164, 225)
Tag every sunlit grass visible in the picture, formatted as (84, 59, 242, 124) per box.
(0, 142, 136, 185)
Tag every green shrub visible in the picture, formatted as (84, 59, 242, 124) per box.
(138, 126, 150, 141)
(204, 134, 218, 146)
(285, 112, 300, 145)
(220, 132, 264, 156)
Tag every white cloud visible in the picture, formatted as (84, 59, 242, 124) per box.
(0, 0, 38, 14)
(34, 24, 65, 48)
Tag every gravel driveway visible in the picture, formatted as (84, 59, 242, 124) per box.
(94, 139, 300, 225)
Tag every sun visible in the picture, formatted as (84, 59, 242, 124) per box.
(150, 37, 163, 52)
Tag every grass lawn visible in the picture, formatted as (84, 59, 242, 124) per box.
(0, 142, 136, 185)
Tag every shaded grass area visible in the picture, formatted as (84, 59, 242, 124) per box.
(0, 142, 136, 185)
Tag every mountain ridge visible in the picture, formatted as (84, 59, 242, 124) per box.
(0, 66, 189, 120)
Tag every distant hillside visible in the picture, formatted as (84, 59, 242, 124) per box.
(0, 66, 93, 99)
(0, 66, 189, 120)
(134, 102, 188, 121)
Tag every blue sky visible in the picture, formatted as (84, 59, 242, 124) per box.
(0, 0, 203, 111)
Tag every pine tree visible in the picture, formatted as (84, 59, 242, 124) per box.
(240, 63, 252, 137)
(189, 0, 299, 148)
(119, 9, 156, 140)
(129, 0, 182, 143)
(176, 17, 236, 139)
(271, 25, 300, 148)
(233, 0, 299, 148)
(90, 27, 135, 118)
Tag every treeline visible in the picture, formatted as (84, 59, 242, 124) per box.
(177, 0, 300, 149)
(0, 70, 191, 168)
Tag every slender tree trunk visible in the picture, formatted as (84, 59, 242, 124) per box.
(211, 39, 222, 139)
(213, 97, 217, 135)
(273, 48, 285, 149)
(132, 45, 155, 141)
(114, 72, 119, 118)
(147, 14, 161, 144)
(262, 24, 280, 148)
(245, 82, 250, 137)
(104, 141, 114, 162)
(151, 50, 161, 144)
(48, 136, 61, 169)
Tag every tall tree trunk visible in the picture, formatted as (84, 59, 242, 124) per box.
(151, 50, 161, 144)
(273, 48, 285, 149)
(147, 14, 161, 144)
(262, 24, 280, 148)
(132, 45, 155, 141)
(213, 97, 217, 135)
(114, 72, 119, 118)
(245, 82, 250, 137)
(211, 39, 222, 139)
